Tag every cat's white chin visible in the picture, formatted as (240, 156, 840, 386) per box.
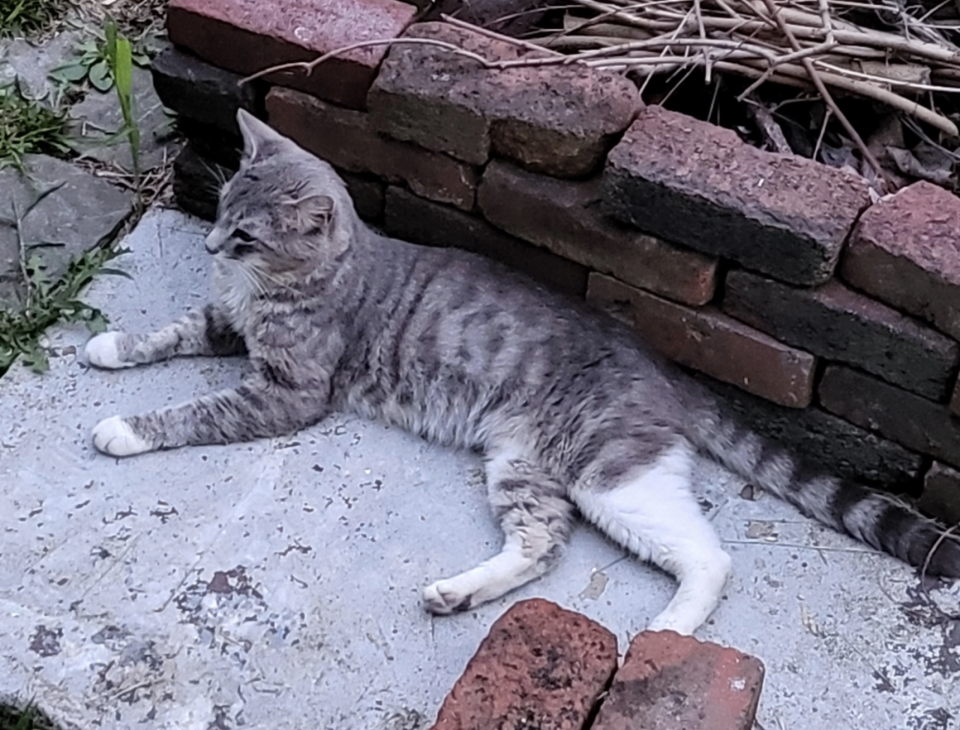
(86, 331, 133, 369)
(93, 416, 151, 456)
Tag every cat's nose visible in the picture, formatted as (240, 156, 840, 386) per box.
(204, 228, 227, 254)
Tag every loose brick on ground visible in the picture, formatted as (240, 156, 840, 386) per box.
(591, 631, 763, 730)
(819, 365, 960, 469)
(588, 274, 816, 407)
(842, 181, 960, 341)
(167, 0, 416, 109)
(696, 374, 924, 487)
(603, 106, 870, 286)
(919, 462, 960, 526)
(479, 160, 717, 305)
(385, 186, 588, 296)
(368, 22, 639, 175)
(267, 87, 477, 210)
(723, 270, 959, 401)
(151, 46, 262, 135)
(429, 598, 617, 730)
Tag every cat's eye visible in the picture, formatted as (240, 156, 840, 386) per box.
(233, 228, 256, 243)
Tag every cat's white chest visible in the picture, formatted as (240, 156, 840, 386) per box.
(213, 259, 257, 331)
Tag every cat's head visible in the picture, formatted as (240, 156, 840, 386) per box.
(204, 109, 357, 280)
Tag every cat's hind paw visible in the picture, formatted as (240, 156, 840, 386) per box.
(93, 416, 151, 456)
(423, 579, 474, 615)
(85, 331, 134, 369)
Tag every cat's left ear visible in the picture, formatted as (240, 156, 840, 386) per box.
(236, 109, 285, 162)
(290, 194, 335, 236)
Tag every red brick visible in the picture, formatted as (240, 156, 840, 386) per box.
(819, 365, 960, 468)
(603, 107, 870, 286)
(588, 274, 816, 407)
(267, 86, 477, 210)
(167, 0, 415, 110)
(920, 461, 960, 525)
(385, 186, 588, 296)
(592, 631, 763, 730)
(479, 160, 717, 305)
(723, 270, 958, 401)
(842, 181, 960, 341)
(368, 22, 639, 175)
(428, 599, 617, 730)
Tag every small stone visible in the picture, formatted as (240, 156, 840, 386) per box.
(591, 631, 764, 730)
(67, 66, 178, 171)
(0, 31, 83, 103)
(428, 598, 618, 730)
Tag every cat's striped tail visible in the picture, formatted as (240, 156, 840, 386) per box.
(684, 408, 960, 577)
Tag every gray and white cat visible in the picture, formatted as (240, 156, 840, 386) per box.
(85, 110, 960, 635)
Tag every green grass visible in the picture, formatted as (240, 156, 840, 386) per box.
(0, 0, 70, 37)
(0, 700, 62, 730)
(0, 86, 70, 170)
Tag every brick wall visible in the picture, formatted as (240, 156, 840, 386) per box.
(156, 0, 960, 525)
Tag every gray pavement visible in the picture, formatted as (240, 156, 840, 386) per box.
(1, 209, 958, 730)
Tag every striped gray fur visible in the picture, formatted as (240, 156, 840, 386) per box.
(85, 110, 959, 634)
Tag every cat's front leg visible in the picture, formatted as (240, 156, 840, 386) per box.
(92, 371, 331, 456)
(86, 304, 245, 369)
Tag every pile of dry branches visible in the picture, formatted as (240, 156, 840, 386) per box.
(529, 0, 960, 137)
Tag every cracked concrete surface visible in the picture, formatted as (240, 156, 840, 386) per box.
(1, 209, 958, 730)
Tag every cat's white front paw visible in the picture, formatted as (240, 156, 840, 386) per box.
(423, 579, 474, 614)
(85, 332, 133, 369)
(93, 416, 151, 456)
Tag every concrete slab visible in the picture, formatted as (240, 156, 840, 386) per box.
(1, 209, 958, 730)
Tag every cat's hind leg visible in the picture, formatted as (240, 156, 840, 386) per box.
(573, 440, 732, 635)
(86, 304, 245, 369)
(423, 451, 575, 614)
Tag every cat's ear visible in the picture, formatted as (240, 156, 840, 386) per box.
(236, 109, 283, 162)
(288, 194, 335, 236)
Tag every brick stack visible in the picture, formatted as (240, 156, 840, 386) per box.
(156, 0, 960, 524)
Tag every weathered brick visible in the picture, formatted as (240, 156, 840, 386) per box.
(723, 270, 959, 401)
(842, 181, 960, 341)
(588, 274, 816, 407)
(150, 45, 263, 135)
(385, 187, 588, 296)
(919, 462, 960, 525)
(339, 171, 385, 223)
(172, 142, 230, 221)
(819, 365, 960, 469)
(696, 374, 924, 487)
(592, 631, 763, 730)
(479, 160, 717, 305)
(267, 86, 477, 210)
(167, 0, 415, 110)
(368, 22, 639, 175)
(603, 107, 870, 286)
(172, 142, 383, 224)
(429, 599, 617, 730)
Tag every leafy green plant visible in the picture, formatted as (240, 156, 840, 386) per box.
(106, 21, 141, 179)
(50, 25, 149, 92)
(0, 85, 70, 169)
(0, 184, 129, 375)
(0, 699, 63, 730)
(0, 0, 68, 37)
